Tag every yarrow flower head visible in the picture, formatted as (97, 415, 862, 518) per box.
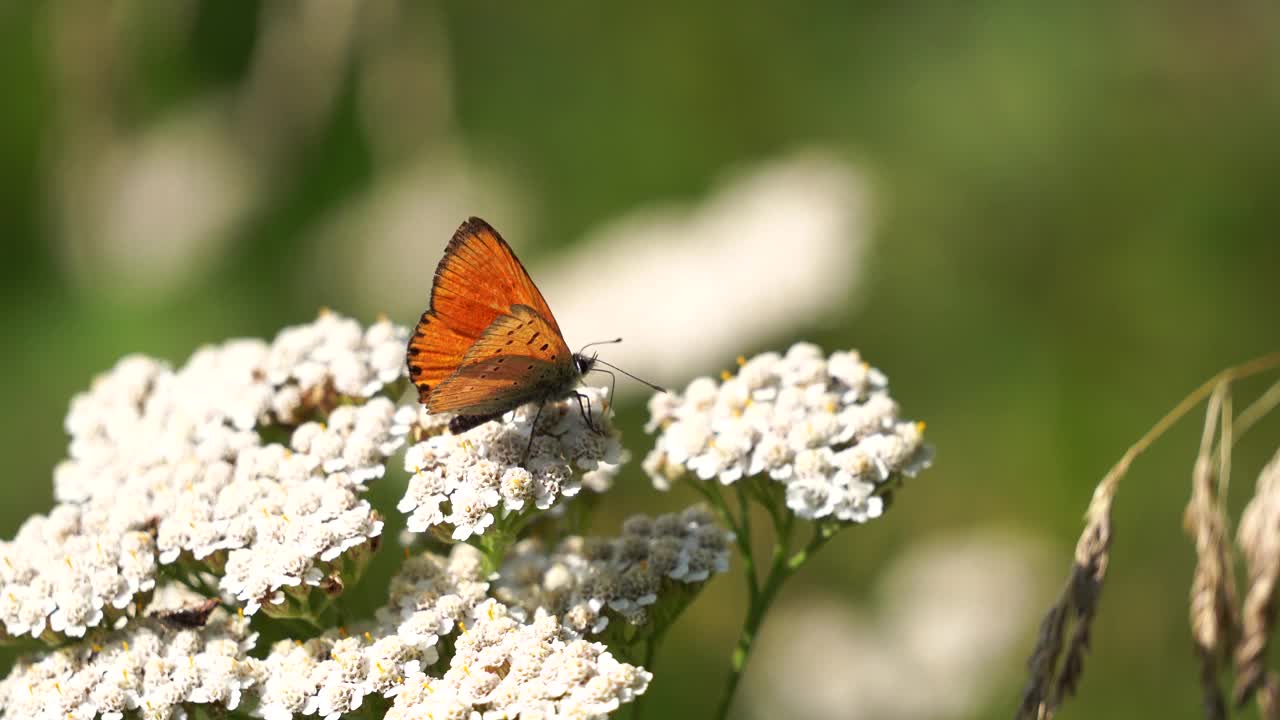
(396, 386, 626, 542)
(248, 543, 652, 720)
(0, 587, 262, 720)
(643, 344, 932, 523)
(212, 544, 484, 720)
(495, 505, 733, 636)
(385, 602, 651, 720)
(1, 311, 409, 640)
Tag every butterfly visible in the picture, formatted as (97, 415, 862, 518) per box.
(406, 217, 661, 441)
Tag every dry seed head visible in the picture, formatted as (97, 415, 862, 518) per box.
(1233, 448, 1280, 707)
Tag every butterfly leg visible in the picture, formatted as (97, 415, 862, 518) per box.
(573, 392, 605, 436)
(523, 401, 546, 463)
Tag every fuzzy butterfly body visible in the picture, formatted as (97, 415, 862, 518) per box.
(407, 218, 589, 433)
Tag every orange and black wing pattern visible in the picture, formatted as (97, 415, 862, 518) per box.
(406, 218, 571, 412)
(427, 304, 573, 413)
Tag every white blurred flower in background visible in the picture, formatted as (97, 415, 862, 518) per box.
(542, 151, 870, 390)
(47, 0, 464, 297)
(745, 531, 1052, 720)
(56, 103, 260, 295)
(306, 152, 532, 315)
(235, 0, 358, 162)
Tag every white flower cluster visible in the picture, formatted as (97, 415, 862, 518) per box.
(398, 387, 626, 541)
(0, 509, 156, 639)
(111, 545, 478, 720)
(374, 545, 490, 650)
(495, 506, 733, 635)
(254, 544, 651, 720)
(255, 634, 420, 720)
(1, 312, 408, 640)
(56, 311, 407, 505)
(387, 600, 651, 720)
(0, 590, 261, 720)
(208, 401, 396, 615)
(644, 344, 932, 523)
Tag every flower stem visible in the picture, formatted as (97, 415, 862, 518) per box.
(474, 509, 539, 575)
(714, 503, 823, 720)
(689, 481, 757, 592)
(790, 522, 837, 571)
(476, 530, 511, 576)
(735, 487, 757, 593)
(631, 626, 669, 720)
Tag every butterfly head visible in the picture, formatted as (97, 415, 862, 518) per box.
(573, 352, 598, 377)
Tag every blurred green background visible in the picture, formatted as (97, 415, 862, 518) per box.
(2, 2, 1279, 718)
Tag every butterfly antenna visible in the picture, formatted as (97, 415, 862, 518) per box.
(578, 337, 623, 354)
(593, 358, 668, 394)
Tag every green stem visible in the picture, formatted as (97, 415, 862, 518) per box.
(714, 483, 759, 595)
(474, 509, 539, 575)
(789, 522, 836, 571)
(304, 591, 340, 630)
(704, 481, 738, 533)
(689, 482, 751, 572)
(734, 487, 758, 593)
(631, 626, 669, 720)
(477, 532, 511, 576)
(713, 509, 805, 720)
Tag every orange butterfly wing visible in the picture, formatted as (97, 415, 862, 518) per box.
(428, 305, 574, 413)
(406, 218, 573, 413)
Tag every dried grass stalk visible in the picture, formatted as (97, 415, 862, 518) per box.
(1234, 448, 1280, 706)
(1184, 386, 1237, 719)
(1016, 473, 1114, 720)
(1258, 672, 1280, 720)
(1016, 353, 1280, 720)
